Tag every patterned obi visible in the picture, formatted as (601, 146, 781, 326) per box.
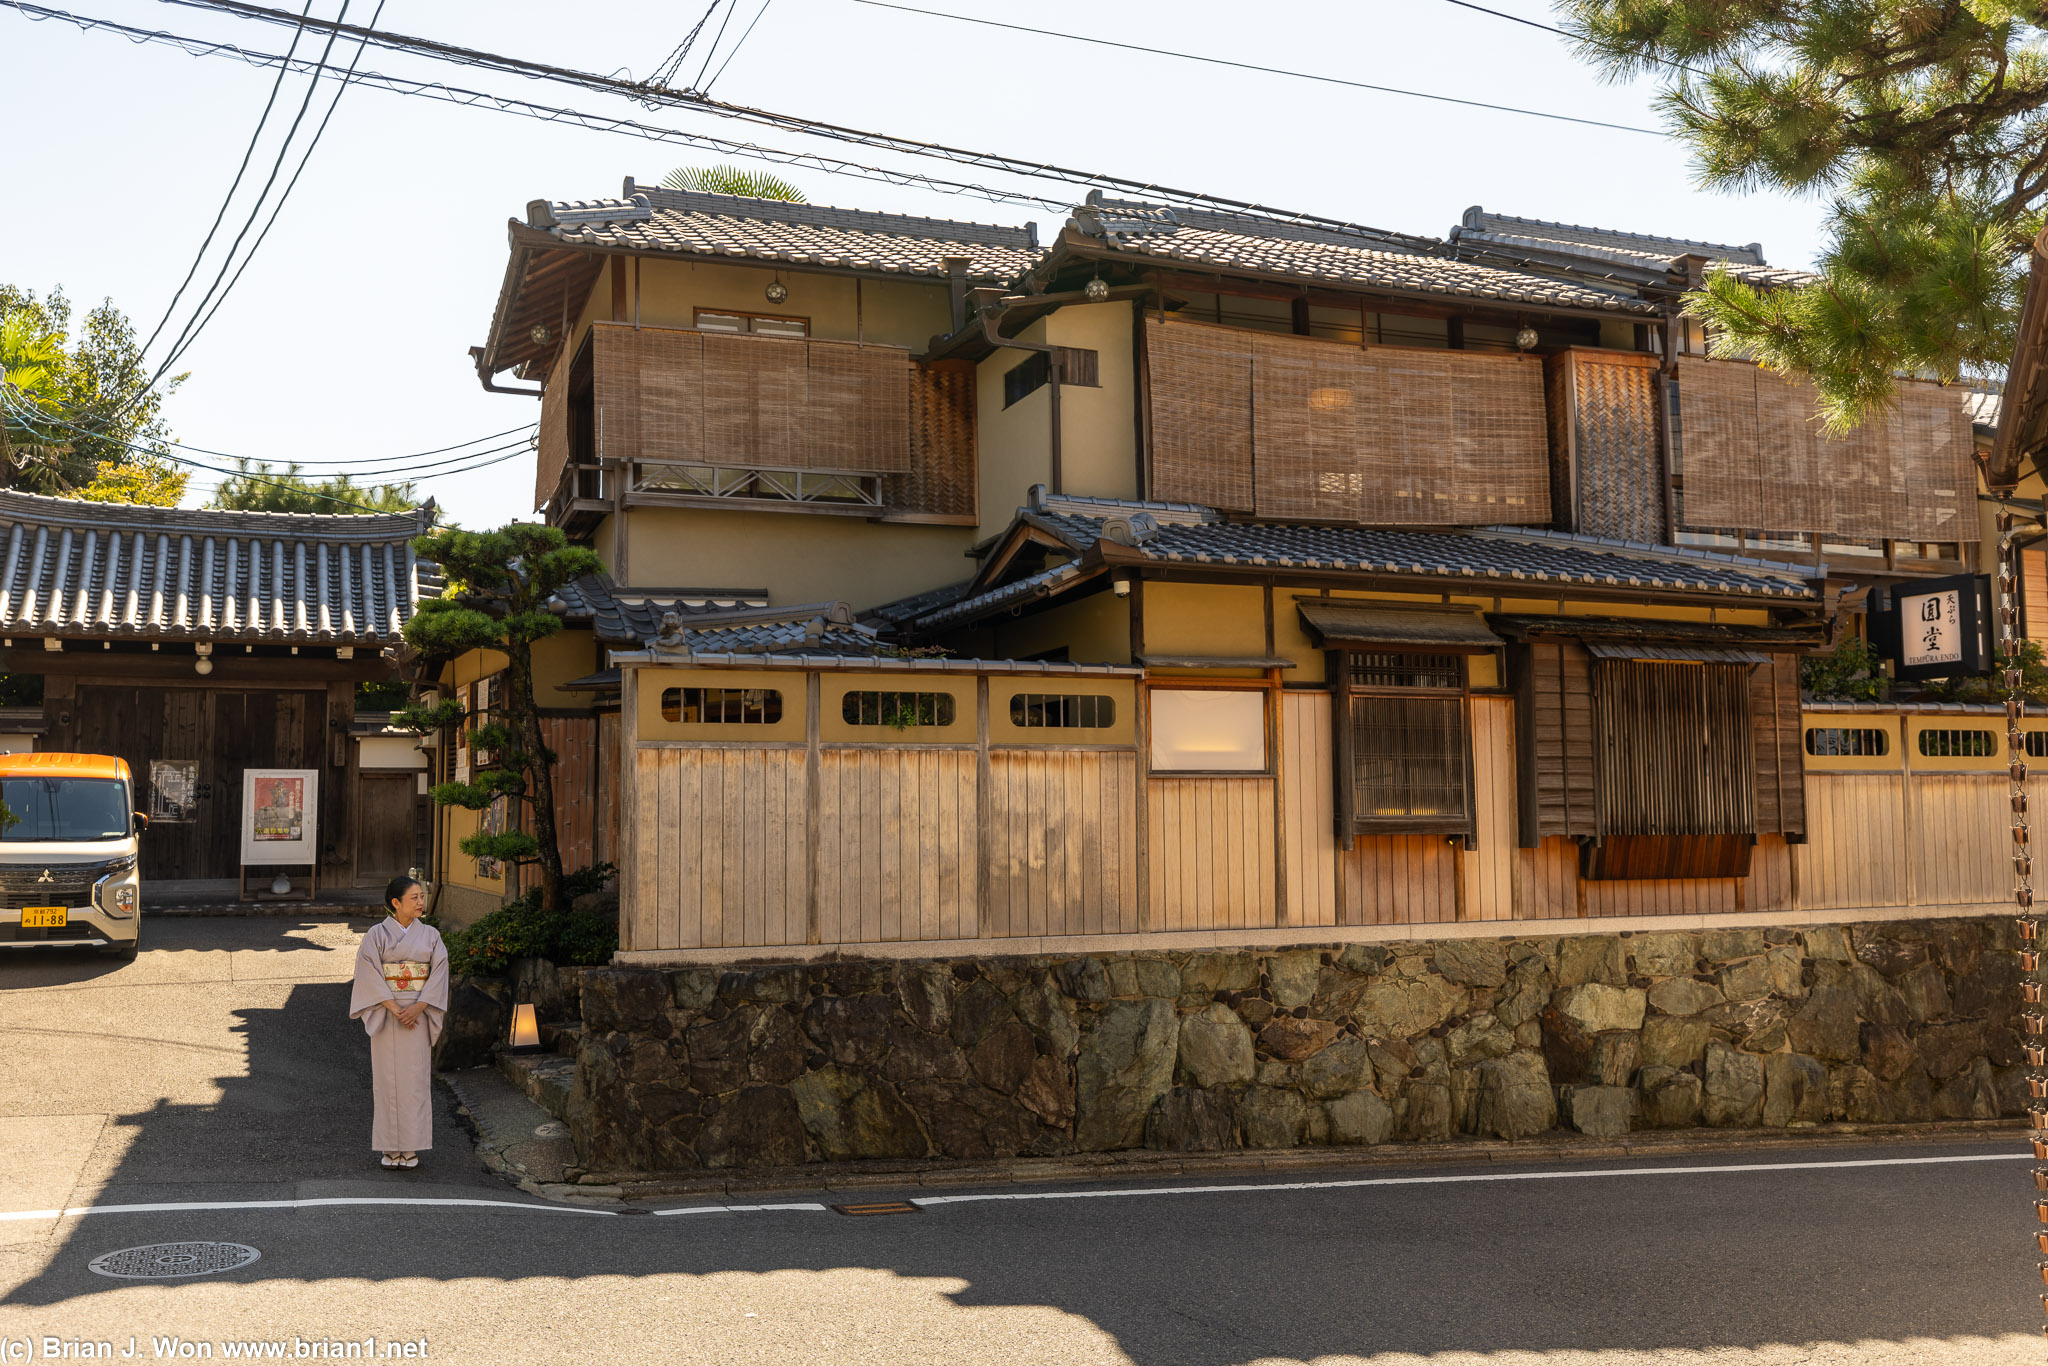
(382, 961, 430, 994)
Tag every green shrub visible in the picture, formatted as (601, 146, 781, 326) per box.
(1800, 636, 1887, 703)
(439, 863, 617, 976)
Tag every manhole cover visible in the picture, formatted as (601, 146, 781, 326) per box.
(89, 1242, 261, 1279)
(532, 1121, 569, 1139)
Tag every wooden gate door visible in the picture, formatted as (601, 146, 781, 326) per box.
(356, 771, 420, 885)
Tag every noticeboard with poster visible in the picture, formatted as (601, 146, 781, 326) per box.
(1871, 573, 1993, 682)
(149, 759, 199, 823)
(239, 769, 320, 866)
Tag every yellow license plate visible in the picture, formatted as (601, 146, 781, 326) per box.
(21, 907, 67, 928)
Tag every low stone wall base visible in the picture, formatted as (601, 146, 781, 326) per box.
(566, 916, 2023, 1172)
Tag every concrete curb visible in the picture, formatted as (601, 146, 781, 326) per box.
(580, 1117, 2026, 1203)
(149, 905, 383, 918)
(439, 1067, 587, 1201)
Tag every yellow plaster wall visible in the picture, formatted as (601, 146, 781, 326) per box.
(988, 678, 1137, 745)
(623, 505, 975, 608)
(636, 666, 807, 743)
(976, 316, 1054, 521)
(1143, 583, 1270, 660)
(626, 257, 950, 349)
(532, 630, 600, 708)
(1044, 303, 1137, 502)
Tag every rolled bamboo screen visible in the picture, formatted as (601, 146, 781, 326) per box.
(1552, 350, 1665, 543)
(1145, 318, 1255, 511)
(591, 322, 912, 474)
(533, 349, 571, 512)
(886, 363, 978, 517)
(1676, 356, 1973, 542)
(1145, 320, 1550, 524)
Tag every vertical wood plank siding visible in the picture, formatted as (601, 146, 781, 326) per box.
(1593, 661, 1755, 837)
(1518, 642, 1598, 841)
(537, 715, 599, 873)
(623, 688, 2018, 950)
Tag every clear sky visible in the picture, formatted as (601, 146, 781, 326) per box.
(0, 0, 1831, 527)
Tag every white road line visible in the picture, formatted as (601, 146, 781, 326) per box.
(910, 1151, 2034, 1207)
(653, 1202, 830, 1216)
(0, 1196, 617, 1222)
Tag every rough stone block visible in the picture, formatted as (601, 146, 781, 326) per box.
(1630, 933, 1695, 978)
(894, 963, 954, 1035)
(1396, 1082, 1454, 1142)
(1563, 1084, 1635, 1138)
(1762, 1052, 1828, 1126)
(1057, 956, 1110, 1002)
(1266, 950, 1322, 1008)
(1552, 983, 1648, 1034)
(1301, 1034, 1376, 1098)
(1145, 1086, 1239, 1151)
(1717, 956, 1770, 1002)
(1892, 960, 1952, 1024)
(1445, 1013, 1515, 1067)
(1471, 1051, 1557, 1140)
(1178, 1003, 1257, 1088)
(1637, 1066, 1703, 1128)
(1133, 956, 1182, 1000)
(1325, 1089, 1394, 1146)
(1075, 998, 1178, 1151)
(1702, 929, 1766, 963)
(1933, 1057, 2001, 1120)
(1647, 976, 1724, 1017)
(1802, 926, 1853, 963)
(1179, 951, 1259, 1001)
(1241, 1085, 1310, 1149)
(1860, 1022, 1915, 1083)
(1588, 1031, 1641, 1088)
(1787, 982, 1860, 1062)
(1354, 976, 1465, 1040)
(1919, 1021, 1987, 1081)
(1703, 1041, 1765, 1126)
(1766, 945, 1808, 1000)
(1557, 936, 1628, 988)
(1433, 939, 1509, 988)
(790, 1068, 927, 1161)
(1259, 1016, 1342, 1061)
(697, 1084, 808, 1168)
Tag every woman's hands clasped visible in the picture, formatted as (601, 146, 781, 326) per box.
(383, 999, 428, 1029)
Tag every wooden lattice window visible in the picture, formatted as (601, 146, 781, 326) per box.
(1804, 727, 1890, 757)
(1009, 693, 1116, 728)
(1338, 650, 1470, 835)
(841, 691, 956, 728)
(1917, 727, 1996, 757)
(2027, 733, 2048, 759)
(660, 687, 784, 725)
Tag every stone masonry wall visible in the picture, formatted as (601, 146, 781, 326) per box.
(564, 917, 2023, 1171)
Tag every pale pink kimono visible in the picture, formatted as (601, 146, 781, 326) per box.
(348, 917, 450, 1152)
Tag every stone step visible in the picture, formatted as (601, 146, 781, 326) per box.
(497, 1048, 577, 1122)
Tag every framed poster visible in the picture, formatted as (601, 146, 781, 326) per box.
(149, 759, 199, 823)
(240, 769, 319, 866)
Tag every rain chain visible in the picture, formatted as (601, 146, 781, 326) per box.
(2005, 509, 2048, 1334)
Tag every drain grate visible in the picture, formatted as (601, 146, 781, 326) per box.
(89, 1242, 261, 1279)
(832, 1201, 920, 1217)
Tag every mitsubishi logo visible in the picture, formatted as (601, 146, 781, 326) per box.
(35, 870, 53, 884)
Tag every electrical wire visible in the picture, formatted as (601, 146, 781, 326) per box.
(702, 0, 771, 96)
(851, 0, 1662, 136)
(648, 0, 723, 91)
(136, 0, 315, 363)
(148, 0, 358, 389)
(690, 0, 738, 91)
(1428, 0, 1704, 76)
(154, 0, 391, 381)
(240, 422, 539, 467)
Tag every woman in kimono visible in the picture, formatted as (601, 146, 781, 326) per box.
(349, 876, 450, 1169)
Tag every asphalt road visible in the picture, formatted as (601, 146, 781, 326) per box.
(2, 917, 2043, 1365)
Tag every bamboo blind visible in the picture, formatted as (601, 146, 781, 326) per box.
(1594, 660, 1757, 837)
(1145, 318, 1255, 511)
(1144, 320, 1550, 524)
(1557, 350, 1665, 542)
(533, 349, 572, 512)
(884, 363, 978, 517)
(592, 322, 912, 474)
(1750, 652, 1805, 837)
(1518, 640, 1598, 841)
(1676, 356, 1973, 541)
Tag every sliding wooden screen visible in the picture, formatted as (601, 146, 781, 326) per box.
(1675, 356, 1973, 542)
(1514, 640, 1598, 844)
(534, 348, 572, 511)
(1145, 319, 1550, 525)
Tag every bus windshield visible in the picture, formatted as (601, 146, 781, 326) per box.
(0, 777, 133, 841)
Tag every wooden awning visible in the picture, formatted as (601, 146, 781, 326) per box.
(1583, 642, 1774, 666)
(1296, 602, 1502, 653)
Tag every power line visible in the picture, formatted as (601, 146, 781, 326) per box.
(149, 0, 359, 388)
(1428, 0, 1704, 76)
(136, 0, 315, 364)
(690, 0, 738, 91)
(648, 0, 722, 91)
(702, 0, 772, 96)
(852, 0, 1661, 136)
(155, 0, 390, 380)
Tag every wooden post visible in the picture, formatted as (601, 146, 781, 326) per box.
(617, 664, 640, 952)
(1269, 664, 1288, 928)
(805, 670, 822, 944)
(976, 674, 993, 941)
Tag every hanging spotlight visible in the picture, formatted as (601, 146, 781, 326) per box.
(1084, 276, 1110, 302)
(765, 272, 789, 304)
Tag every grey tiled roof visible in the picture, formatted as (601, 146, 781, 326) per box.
(551, 574, 886, 656)
(1451, 207, 1814, 289)
(1069, 200, 1658, 316)
(908, 497, 1819, 631)
(1965, 388, 2002, 434)
(0, 489, 430, 644)
(526, 180, 1043, 281)
(551, 574, 768, 643)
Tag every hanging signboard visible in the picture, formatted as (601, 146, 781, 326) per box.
(1871, 573, 1992, 682)
(240, 769, 319, 867)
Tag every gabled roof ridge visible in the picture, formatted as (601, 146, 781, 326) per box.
(1085, 196, 1425, 255)
(0, 487, 426, 538)
(1463, 525, 1822, 582)
(1460, 206, 1765, 264)
(618, 178, 1038, 248)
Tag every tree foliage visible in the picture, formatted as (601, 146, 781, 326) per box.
(661, 164, 807, 201)
(1558, 0, 2048, 427)
(394, 523, 603, 912)
(73, 456, 188, 506)
(206, 458, 421, 514)
(0, 285, 186, 495)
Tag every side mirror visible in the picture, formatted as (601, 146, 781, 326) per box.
(133, 811, 149, 834)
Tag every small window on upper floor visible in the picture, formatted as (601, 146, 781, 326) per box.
(1003, 348, 1099, 408)
(661, 687, 784, 724)
(695, 309, 810, 338)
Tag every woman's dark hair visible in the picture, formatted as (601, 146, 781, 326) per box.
(384, 876, 424, 911)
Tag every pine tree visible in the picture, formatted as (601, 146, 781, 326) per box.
(1559, 0, 2048, 427)
(395, 523, 603, 912)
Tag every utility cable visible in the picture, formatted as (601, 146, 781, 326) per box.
(136, 0, 315, 363)
(149, 0, 357, 389)
(851, 0, 1661, 136)
(156, 0, 390, 379)
(648, 0, 722, 92)
(690, 0, 737, 91)
(1428, 0, 1705, 76)
(701, 0, 771, 96)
